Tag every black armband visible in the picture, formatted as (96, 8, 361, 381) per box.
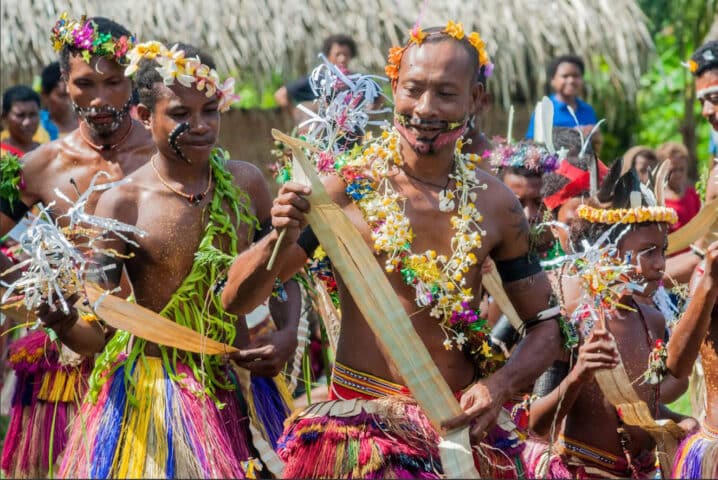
(297, 227, 319, 257)
(532, 360, 570, 397)
(495, 254, 543, 283)
(490, 315, 521, 355)
(0, 197, 30, 223)
(253, 220, 274, 242)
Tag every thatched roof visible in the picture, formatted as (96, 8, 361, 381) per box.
(1, 0, 652, 106)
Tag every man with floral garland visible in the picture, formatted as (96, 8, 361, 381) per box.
(222, 22, 563, 478)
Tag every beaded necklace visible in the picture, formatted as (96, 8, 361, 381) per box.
(337, 128, 498, 367)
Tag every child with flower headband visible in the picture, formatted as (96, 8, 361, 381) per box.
(225, 21, 565, 479)
(524, 157, 699, 479)
(0, 13, 155, 479)
(45, 40, 296, 478)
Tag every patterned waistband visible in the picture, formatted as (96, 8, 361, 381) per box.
(558, 434, 654, 475)
(330, 361, 409, 400)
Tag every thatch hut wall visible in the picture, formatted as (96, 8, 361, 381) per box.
(2, 0, 652, 108)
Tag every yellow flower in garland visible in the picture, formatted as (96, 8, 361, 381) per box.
(444, 21, 465, 40)
(577, 205, 678, 225)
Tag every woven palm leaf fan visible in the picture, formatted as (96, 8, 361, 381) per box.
(83, 283, 238, 355)
(481, 266, 523, 330)
(271, 128, 480, 478)
(591, 305, 683, 474)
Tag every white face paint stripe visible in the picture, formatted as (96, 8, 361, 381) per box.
(697, 84, 718, 100)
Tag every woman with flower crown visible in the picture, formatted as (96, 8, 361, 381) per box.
(223, 22, 568, 478)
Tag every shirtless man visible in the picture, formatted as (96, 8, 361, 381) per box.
(41, 41, 295, 478)
(222, 23, 561, 478)
(0, 16, 153, 478)
(665, 40, 718, 479)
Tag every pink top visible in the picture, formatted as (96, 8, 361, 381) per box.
(664, 186, 701, 233)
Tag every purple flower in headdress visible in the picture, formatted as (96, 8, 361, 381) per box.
(484, 62, 494, 78)
(73, 21, 95, 50)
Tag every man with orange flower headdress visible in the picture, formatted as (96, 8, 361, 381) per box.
(222, 21, 567, 479)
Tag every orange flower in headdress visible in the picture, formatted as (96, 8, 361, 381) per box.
(388, 46, 405, 65)
(688, 59, 698, 73)
(444, 21, 465, 40)
(409, 27, 427, 44)
(385, 64, 399, 80)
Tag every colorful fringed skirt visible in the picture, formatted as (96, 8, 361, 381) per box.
(277, 361, 525, 479)
(526, 434, 659, 479)
(672, 423, 718, 479)
(1, 329, 92, 479)
(57, 356, 259, 479)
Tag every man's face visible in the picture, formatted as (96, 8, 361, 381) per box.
(550, 62, 583, 99)
(144, 83, 220, 163)
(553, 196, 584, 253)
(696, 69, 718, 131)
(392, 39, 480, 156)
(65, 53, 132, 136)
(3, 100, 40, 145)
(619, 223, 667, 296)
(503, 172, 544, 223)
(43, 79, 73, 119)
(327, 43, 353, 70)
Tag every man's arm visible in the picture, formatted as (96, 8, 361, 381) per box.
(222, 179, 310, 315)
(667, 241, 718, 378)
(274, 86, 291, 109)
(443, 189, 562, 439)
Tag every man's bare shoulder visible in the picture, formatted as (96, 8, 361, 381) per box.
(473, 168, 516, 205)
(95, 166, 147, 222)
(20, 139, 64, 177)
(224, 159, 265, 190)
(640, 301, 667, 337)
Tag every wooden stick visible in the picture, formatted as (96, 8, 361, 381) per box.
(266, 228, 286, 271)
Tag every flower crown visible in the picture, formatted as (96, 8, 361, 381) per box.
(577, 205, 678, 225)
(124, 42, 239, 113)
(385, 21, 493, 81)
(51, 13, 136, 65)
(486, 138, 562, 175)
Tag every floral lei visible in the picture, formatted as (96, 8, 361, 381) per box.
(486, 138, 562, 175)
(51, 13, 135, 65)
(335, 127, 499, 367)
(385, 20, 493, 81)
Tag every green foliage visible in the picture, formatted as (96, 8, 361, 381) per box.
(636, 29, 712, 172)
(232, 71, 285, 110)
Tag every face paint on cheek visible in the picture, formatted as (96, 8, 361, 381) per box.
(168, 122, 191, 163)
